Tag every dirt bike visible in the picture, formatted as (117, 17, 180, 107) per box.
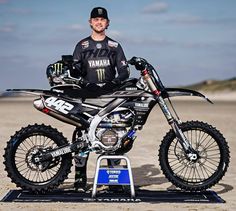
(3, 56, 230, 194)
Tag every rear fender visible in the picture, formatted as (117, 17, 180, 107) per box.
(6, 88, 57, 96)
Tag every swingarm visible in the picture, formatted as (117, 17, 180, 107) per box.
(32, 141, 88, 164)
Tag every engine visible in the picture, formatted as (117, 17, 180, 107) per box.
(96, 128, 127, 147)
(96, 109, 134, 150)
(100, 130, 117, 146)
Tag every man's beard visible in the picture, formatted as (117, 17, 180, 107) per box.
(90, 25, 107, 33)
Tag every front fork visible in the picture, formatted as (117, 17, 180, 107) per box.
(157, 95, 198, 161)
(141, 69, 198, 161)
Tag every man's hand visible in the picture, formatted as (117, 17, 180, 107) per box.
(85, 83, 101, 92)
(102, 78, 121, 90)
(63, 76, 86, 87)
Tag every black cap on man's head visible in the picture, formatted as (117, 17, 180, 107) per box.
(90, 7, 109, 20)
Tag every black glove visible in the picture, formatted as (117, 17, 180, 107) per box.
(62, 76, 85, 86)
(112, 78, 121, 85)
(85, 83, 101, 92)
(73, 61, 87, 77)
(75, 77, 87, 86)
(102, 79, 121, 91)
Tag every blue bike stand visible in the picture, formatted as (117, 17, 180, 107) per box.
(92, 155, 135, 198)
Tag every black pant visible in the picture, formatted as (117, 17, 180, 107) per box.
(74, 154, 120, 183)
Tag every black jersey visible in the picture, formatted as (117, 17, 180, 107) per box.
(73, 36, 129, 83)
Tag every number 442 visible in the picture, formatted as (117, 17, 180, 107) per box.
(45, 97, 74, 114)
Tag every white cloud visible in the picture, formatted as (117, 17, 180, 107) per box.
(164, 14, 236, 25)
(122, 33, 172, 46)
(66, 24, 85, 31)
(9, 8, 32, 15)
(0, 23, 16, 33)
(142, 2, 169, 14)
(165, 14, 203, 24)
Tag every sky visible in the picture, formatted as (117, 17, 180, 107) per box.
(0, 0, 236, 90)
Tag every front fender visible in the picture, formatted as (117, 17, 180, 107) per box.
(164, 88, 213, 104)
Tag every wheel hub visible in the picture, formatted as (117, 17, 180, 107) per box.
(187, 152, 199, 162)
(26, 146, 52, 171)
(187, 152, 200, 163)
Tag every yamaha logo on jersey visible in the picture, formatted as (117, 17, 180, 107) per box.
(88, 59, 110, 68)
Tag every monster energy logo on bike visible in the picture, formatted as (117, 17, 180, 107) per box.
(53, 63, 63, 75)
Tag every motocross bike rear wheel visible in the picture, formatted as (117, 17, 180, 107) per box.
(159, 121, 230, 191)
(3, 124, 72, 193)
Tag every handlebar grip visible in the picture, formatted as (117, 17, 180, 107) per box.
(128, 57, 147, 71)
(127, 57, 138, 65)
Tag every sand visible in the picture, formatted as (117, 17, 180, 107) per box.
(0, 95, 236, 211)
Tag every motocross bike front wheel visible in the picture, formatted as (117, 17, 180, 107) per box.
(3, 124, 72, 193)
(159, 121, 230, 191)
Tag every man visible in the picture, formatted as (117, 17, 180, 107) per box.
(72, 7, 129, 190)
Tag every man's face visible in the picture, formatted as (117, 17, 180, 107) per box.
(89, 17, 109, 33)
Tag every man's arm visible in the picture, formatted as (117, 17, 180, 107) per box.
(115, 44, 130, 83)
(72, 43, 86, 78)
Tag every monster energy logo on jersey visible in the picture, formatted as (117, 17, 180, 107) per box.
(96, 69, 105, 81)
(88, 59, 110, 68)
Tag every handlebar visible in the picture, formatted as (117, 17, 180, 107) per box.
(128, 56, 166, 94)
(128, 57, 148, 70)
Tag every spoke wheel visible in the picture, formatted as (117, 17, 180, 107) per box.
(159, 121, 230, 191)
(16, 136, 60, 184)
(4, 124, 72, 193)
